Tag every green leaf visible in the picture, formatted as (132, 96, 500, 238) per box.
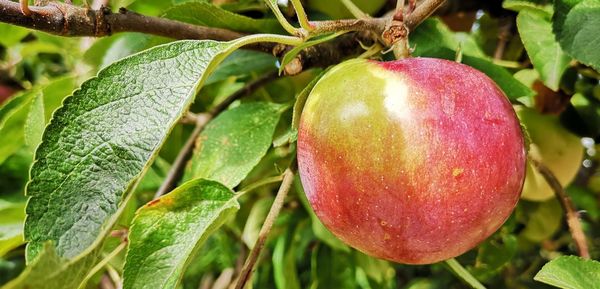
(0, 201, 26, 257)
(534, 255, 600, 289)
(0, 23, 29, 47)
(23, 92, 45, 151)
(164, 2, 284, 34)
(472, 234, 518, 281)
(273, 228, 301, 289)
(123, 179, 239, 289)
(0, 92, 34, 166)
(311, 245, 356, 289)
(504, 0, 554, 13)
(520, 199, 563, 242)
(0, 77, 76, 165)
(24, 39, 243, 262)
(517, 9, 572, 90)
(183, 102, 285, 188)
(411, 18, 485, 58)
(1, 242, 103, 289)
(206, 50, 277, 85)
(241, 196, 273, 248)
(553, 0, 600, 71)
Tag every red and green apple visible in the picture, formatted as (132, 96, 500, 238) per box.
(297, 58, 526, 264)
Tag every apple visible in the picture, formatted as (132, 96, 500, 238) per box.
(516, 106, 583, 201)
(297, 58, 526, 264)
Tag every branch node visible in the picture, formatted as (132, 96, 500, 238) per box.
(382, 20, 408, 46)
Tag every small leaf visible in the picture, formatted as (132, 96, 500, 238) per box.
(534, 255, 600, 289)
(164, 2, 284, 34)
(1, 243, 102, 289)
(273, 227, 302, 289)
(23, 92, 45, 151)
(24, 39, 243, 262)
(504, 0, 554, 13)
(411, 19, 485, 58)
(517, 9, 572, 90)
(553, 0, 600, 71)
(183, 102, 285, 188)
(0, 201, 26, 257)
(520, 199, 563, 242)
(0, 77, 76, 165)
(241, 196, 273, 248)
(123, 179, 239, 289)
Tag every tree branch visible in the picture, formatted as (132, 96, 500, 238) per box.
(0, 0, 245, 41)
(233, 167, 295, 289)
(530, 159, 590, 259)
(1, 0, 449, 76)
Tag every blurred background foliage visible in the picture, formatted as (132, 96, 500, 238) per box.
(0, 0, 599, 288)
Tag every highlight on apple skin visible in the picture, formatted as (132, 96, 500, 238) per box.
(297, 58, 527, 265)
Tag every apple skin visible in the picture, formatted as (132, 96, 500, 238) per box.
(297, 58, 526, 264)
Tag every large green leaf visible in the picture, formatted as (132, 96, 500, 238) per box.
(553, 0, 600, 71)
(183, 102, 285, 188)
(534, 255, 600, 289)
(517, 9, 572, 90)
(123, 179, 239, 289)
(24, 39, 243, 263)
(163, 2, 284, 34)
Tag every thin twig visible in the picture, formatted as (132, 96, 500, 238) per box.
(493, 16, 514, 60)
(153, 113, 211, 199)
(233, 167, 295, 289)
(153, 72, 280, 199)
(404, 0, 446, 30)
(530, 158, 590, 259)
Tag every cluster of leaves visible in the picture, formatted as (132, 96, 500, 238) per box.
(0, 0, 599, 288)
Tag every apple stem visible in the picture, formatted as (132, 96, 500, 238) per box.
(529, 158, 591, 259)
(384, 0, 445, 59)
(233, 166, 296, 289)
